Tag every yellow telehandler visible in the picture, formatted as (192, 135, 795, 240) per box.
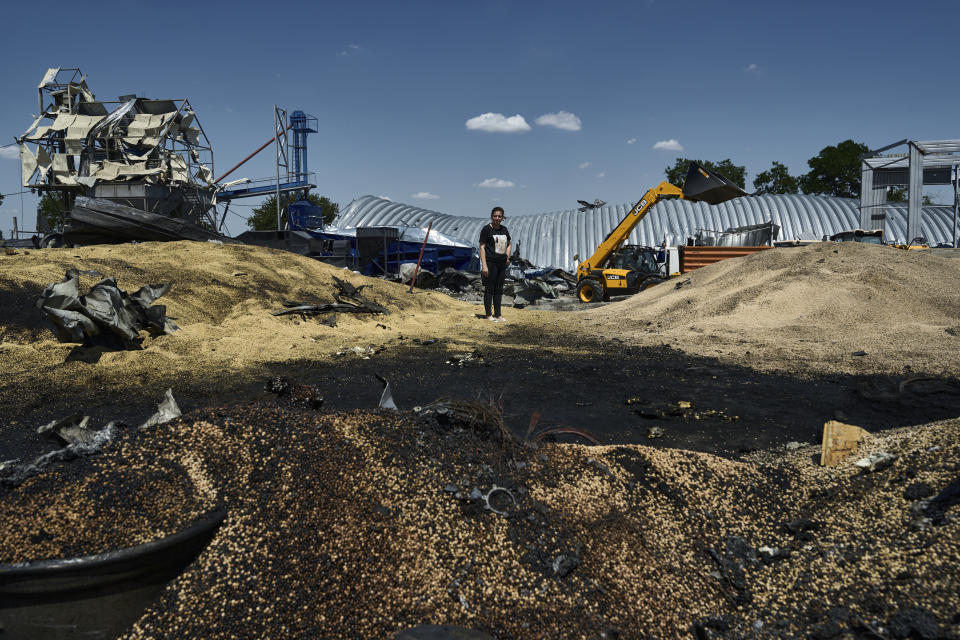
(574, 162, 748, 303)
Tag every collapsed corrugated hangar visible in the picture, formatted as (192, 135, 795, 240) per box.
(335, 194, 959, 273)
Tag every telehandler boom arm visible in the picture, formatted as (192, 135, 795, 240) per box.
(576, 181, 683, 280)
(575, 162, 749, 283)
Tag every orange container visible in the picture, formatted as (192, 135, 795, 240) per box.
(678, 245, 772, 273)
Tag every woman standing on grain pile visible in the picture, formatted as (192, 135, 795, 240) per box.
(478, 206, 512, 322)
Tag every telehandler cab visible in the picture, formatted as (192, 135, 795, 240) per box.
(574, 162, 748, 303)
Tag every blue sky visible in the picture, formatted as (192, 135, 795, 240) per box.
(0, 0, 956, 238)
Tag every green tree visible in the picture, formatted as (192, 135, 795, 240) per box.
(38, 192, 67, 231)
(665, 158, 746, 189)
(799, 139, 869, 198)
(887, 186, 907, 202)
(247, 192, 339, 231)
(752, 161, 800, 194)
(886, 187, 933, 205)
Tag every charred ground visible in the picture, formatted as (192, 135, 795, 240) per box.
(5, 327, 960, 463)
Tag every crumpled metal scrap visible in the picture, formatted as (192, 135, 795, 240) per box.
(2, 421, 119, 488)
(37, 269, 178, 347)
(139, 388, 182, 430)
(38, 414, 97, 446)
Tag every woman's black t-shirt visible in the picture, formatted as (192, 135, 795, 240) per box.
(479, 224, 510, 264)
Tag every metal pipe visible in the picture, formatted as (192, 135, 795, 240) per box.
(275, 107, 282, 232)
(409, 222, 433, 293)
(214, 121, 292, 184)
(954, 165, 958, 248)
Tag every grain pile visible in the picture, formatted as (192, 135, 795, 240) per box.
(738, 421, 960, 639)
(0, 436, 213, 563)
(583, 242, 960, 376)
(0, 240, 475, 379)
(0, 241, 493, 460)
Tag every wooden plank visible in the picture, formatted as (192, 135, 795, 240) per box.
(820, 420, 871, 466)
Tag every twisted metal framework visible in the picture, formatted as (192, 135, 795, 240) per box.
(16, 68, 217, 228)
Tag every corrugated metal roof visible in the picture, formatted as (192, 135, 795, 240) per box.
(334, 195, 959, 272)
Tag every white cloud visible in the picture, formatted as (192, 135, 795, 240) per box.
(0, 146, 18, 160)
(743, 63, 760, 73)
(411, 191, 439, 200)
(476, 178, 515, 189)
(338, 44, 363, 57)
(579, 161, 591, 169)
(465, 113, 530, 133)
(626, 138, 637, 145)
(653, 139, 684, 152)
(596, 172, 606, 178)
(534, 111, 582, 131)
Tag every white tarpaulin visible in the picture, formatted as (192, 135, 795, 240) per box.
(38, 68, 59, 88)
(47, 113, 78, 132)
(167, 154, 189, 183)
(89, 160, 162, 181)
(32, 146, 51, 185)
(127, 112, 172, 134)
(21, 115, 45, 140)
(37, 68, 60, 111)
(195, 165, 213, 184)
(22, 126, 51, 142)
(19, 144, 37, 184)
(65, 114, 105, 154)
(52, 154, 77, 186)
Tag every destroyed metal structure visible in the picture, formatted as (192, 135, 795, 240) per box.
(16, 68, 217, 236)
(860, 139, 960, 247)
(334, 195, 960, 272)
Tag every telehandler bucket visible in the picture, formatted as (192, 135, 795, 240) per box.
(681, 162, 749, 205)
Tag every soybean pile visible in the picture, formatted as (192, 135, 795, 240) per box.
(2, 394, 958, 639)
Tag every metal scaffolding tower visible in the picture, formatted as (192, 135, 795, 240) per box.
(861, 139, 960, 246)
(289, 110, 317, 186)
(216, 108, 317, 206)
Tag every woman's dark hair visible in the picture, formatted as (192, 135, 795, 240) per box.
(491, 207, 505, 217)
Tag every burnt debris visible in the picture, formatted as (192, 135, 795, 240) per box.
(37, 269, 178, 348)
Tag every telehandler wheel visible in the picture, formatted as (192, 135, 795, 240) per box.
(637, 276, 666, 293)
(577, 278, 605, 303)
